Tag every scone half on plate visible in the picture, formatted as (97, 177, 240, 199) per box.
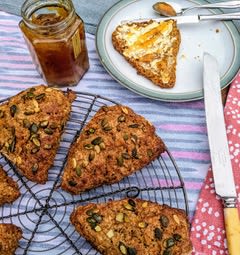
(112, 19, 181, 88)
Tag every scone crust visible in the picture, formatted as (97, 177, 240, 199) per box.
(61, 105, 165, 194)
(71, 198, 193, 255)
(0, 85, 76, 183)
(0, 166, 20, 205)
(0, 223, 22, 255)
(112, 20, 181, 88)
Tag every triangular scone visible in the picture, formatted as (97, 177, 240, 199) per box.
(0, 223, 22, 255)
(61, 105, 165, 194)
(0, 85, 76, 183)
(112, 20, 181, 88)
(0, 165, 20, 205)
(71, 198, 193, 255)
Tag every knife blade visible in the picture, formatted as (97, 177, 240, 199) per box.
(203, 52, 240, 255)
(121, 12, 240, 25)
(203, 53, 236, 199)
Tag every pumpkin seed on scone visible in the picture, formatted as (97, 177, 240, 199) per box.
(70, 198, 193, 255)
(0, 85, 76, 184)
(0, 165, 20, 206)
(61, 105, 165, 194)
(0, 223, 22, 255)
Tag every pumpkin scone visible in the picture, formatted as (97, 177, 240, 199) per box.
(0, 165, 20, 205)
(61, 105, 165, 194)
(0, 223, 22, 255)
(112, 20, 181, 88)
(0, 85, 76, 183)
(70, 198, 193, 255)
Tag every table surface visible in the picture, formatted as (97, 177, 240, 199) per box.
(0, 7, 209, 216)
(0, 8, 236, 255)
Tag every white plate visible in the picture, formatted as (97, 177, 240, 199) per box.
(96, 0, 240, 101)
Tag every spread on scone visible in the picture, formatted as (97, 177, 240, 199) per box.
(61, 105, 166, 194)
(112, 19, 181, 88)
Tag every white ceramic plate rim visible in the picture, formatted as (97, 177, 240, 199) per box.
(96, 0, 240, 101)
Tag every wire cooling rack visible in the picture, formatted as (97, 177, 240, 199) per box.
(0, 92, 188, 255)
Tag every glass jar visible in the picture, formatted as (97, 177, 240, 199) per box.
(19, 0, 89, 87)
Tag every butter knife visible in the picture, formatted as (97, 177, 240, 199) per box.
(122, 12, 240, 24)
(203, 52, 240, 255)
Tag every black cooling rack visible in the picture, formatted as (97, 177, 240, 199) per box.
(0, 92, 188, 255)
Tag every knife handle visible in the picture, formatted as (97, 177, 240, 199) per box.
(224, 207, 240, 255)
(200, 12, 240, 21)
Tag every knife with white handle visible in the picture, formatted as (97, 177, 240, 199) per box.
(122, 12, 240, 24)
(203, 52, 240, 255)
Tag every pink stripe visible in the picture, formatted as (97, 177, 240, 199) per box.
(0, 37, 24, 42)
(0, 20, 19, 26)
(1, 76, 41, 82)
(0, 55, 31, 61)
(0, 82, 43, 88)
(152, 180, 203, 190)
(87, 73, 116, 80)
(0, 62, 35, 69)
(175, 101, 204, 109)
(159, 124, 207, 132)
(185, 181, 203, 190)
(171, 151, 210, 161)
(0, 27, 19, 32)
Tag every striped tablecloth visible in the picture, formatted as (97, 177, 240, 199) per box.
(0, 10, 212, 254)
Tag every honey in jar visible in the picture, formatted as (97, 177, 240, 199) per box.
(19, 0, 89, 87)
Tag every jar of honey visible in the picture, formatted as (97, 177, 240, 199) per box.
(19, 0, 89, 87)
